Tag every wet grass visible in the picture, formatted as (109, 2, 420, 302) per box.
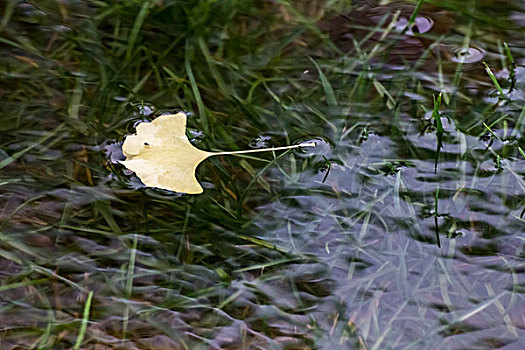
(1, 0, 525, 349)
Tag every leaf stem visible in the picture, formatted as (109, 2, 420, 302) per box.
(212, 142, 316, 156)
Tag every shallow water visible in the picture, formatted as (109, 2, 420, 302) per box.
(1, 0, 525, 349)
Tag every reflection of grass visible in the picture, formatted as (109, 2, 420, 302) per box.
(0, 0, 524, 349)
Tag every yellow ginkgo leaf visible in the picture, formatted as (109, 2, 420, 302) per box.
(120, 112, 315, 194)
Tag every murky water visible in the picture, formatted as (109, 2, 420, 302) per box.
(1, 1, 525, 349)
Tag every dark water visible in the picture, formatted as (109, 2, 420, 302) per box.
(1, 1, 525, 349)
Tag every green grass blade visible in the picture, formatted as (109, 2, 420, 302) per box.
(123, 233, 138, 339)
(408, 0, 425, 28)
(432, 93, 444, 134)
(310, 57, 337, 107)
(432, 93, 443, 173)
(373, 79, 396, 109)
(434, 186, 441, 248)
(0, 0, 15, 32)
(518, 147, 525, 160)
(483, 122, 502, 142)
(503, 42, 516, 92)
(483, 62, 505, 98)
(74, 290, 94, 350)
(125, 1, 150, 62)
(0, 278, 48, 292)
(185, 41, 209, 132)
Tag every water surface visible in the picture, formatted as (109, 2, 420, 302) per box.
(1, 1, 524, 349)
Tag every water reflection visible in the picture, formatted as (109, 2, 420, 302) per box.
(249, 135, 272, 148)
(297, 138, 330, 156)
(249, 126, 524, 347)
(395, 16, 434, 35)
(103, 141, 125, 164)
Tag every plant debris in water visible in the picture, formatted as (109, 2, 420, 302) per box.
(120, 113, 316, 194)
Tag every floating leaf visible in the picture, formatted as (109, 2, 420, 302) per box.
(120, 113, 316, 194)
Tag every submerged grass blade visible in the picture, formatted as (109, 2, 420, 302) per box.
(434, 186, 441, 248)
(0, 124, 64, 170)
(237, 149, 299, 218)
(511, 105, 525, 139)
(123, 233, 138, 339)
(237, 234, 289, 254)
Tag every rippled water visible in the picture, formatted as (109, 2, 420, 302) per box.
(449, 47, 485, 64)
(1, 0, 525, 349)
